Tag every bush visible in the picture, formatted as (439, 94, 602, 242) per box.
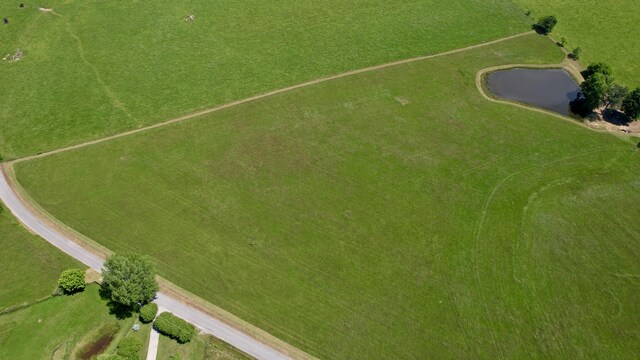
(154, 312, 195, 343)
(622, 88, 640, 120)
(117, 336, 142, 360)
(569, 47, 582, 60)
(533, 15, 557, 34)
(139, 303, 158, 323)
(57, 268, 86, 294)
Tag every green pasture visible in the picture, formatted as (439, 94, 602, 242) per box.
(514, 0, 640, 86)
(0, 208, 80, 310)
(0, 0, 530, 158)
(158, 333, 250, 360)
(0, 284, 145, 359)
(16, 34, 640, 358)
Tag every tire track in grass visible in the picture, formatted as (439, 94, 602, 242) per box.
(470, 147, 613, 358)
(10, 31, 535, 164)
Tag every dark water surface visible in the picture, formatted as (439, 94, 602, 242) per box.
(486, 68, 580, 115)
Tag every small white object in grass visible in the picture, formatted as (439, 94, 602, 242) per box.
(185, 14, 195, 22)
(132, 323, 141, 331)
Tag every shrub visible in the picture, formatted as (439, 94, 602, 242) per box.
(569, 47, 582, 60)
(57, 268, 86, 294)
(139, 303, 158, 323)
(154, 312, 195, 343)
(622, 88, 640, 120)
(117, 336, 142, 360)
(533, 15, 557, 34)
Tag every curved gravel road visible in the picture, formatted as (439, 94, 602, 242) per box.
(0, 169, 291, 360)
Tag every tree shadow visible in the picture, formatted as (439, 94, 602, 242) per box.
(99, 286, 135, 320)
(602, 109, 631, 126)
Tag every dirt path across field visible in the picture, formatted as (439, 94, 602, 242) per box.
(11, 31, 535, 164)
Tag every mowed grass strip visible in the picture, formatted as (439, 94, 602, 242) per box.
(0, 208, 80, 310)
(513, 0, 640, 86)
(0, 0, 530, 158)
(15, 34, 640, 359)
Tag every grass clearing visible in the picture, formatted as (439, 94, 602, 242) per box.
(0, 284, 135, 359)
(514, 0, 640, 86)
(0, 207, 80, 310)
(158, 333, 251, 360)
(15, 34, 640, 358)
(0, 0, 530, 158)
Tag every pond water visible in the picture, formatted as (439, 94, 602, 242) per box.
(486, 68, 580, 116)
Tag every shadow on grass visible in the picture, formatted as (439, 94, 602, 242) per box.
(98, 286, 135, 320)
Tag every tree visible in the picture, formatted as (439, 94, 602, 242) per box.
(581, 62, 613, 79)
(533, 15, 557, 34)
(57, 268, 86, 294)
(622, 88, 640, 120)
(139, 302, 158, 323)
(569, 47, 582, 60)
(604, 84, 629, 111)
(102, 253, 158, 308)
(580, 73, 609, 112)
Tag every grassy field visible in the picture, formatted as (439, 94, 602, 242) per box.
(0, 207, 80, 310)
(158, 333, 250, 360)
(0, 0, 531, 158)
(514, 0, 640, 86)
(0, 284, 142, 359)
(15, 34, 640, 358)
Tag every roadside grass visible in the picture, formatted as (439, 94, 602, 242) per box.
(0, 284, 137, 359)
(14, 34, 640, 359)
(158, 333, 251, 360)
(514, 0, 640, 86)
(0, 0, 530, 158)
(0, 208, 80, 310)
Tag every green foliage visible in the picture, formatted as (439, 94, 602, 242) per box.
(116, 336, 142, 360)
(580, 73, 610, 112)
(622, 88, 640, 119)
(168, 355, 181, 360)
(153, 312, 195, 344)
(57, 268, 86, 294)
(569, 46, 583, 60)
(533, 15, 557, 34)
(101, 253, 158, 309)
(604, 84, 629, 110)
(139, 302, 158, 323)
(558, 37, 567, 47)
(581, 62, 613, 79)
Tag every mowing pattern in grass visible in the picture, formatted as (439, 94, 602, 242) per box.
(514, 0, 640, 86)
(0, 209, 80, 310)
(0, 285, 125, 359)
(15, 35, 640, 359)
(0, 0, 531, 158)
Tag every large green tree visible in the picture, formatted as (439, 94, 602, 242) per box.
(622, 88, 640, 120)
(580, 73, 610, 112)
(102, 253, 159, 308)
(581, 62, 613, 80)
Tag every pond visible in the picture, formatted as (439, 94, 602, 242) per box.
(485, 68, 580, 116)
